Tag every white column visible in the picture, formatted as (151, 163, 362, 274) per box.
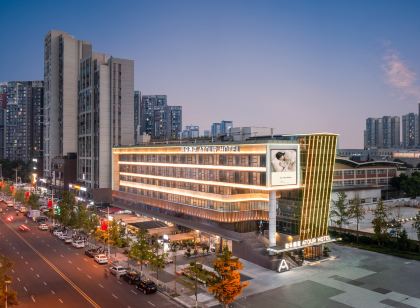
(269, 191, 277, 247)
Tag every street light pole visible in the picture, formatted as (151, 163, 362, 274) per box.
(5, 280, 11, 308)
(107, 206, 110, 257)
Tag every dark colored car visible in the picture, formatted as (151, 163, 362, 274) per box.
(136, 279, 157, 294)
(121, 272, 141, 285)
(84, 248, 102, 258)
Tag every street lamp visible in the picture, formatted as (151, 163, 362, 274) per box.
(4, 279, 11, 308)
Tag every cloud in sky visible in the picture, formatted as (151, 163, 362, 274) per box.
(383, 48, 420, 99)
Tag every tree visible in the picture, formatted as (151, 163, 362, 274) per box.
(412, 211, 420, 241)
(208, 247, 249, 308)
(57, 191, 76, 226)
(330, 192, 349, 229)
(27, 193, 39, 209)
(0, 255, 18, 306)
(14, 189, 25, 203)
(348, 194, 366, 243)
(397, 228, 410, 251)
(371, 199, 389, 245)
(149, 242, 166, 281)
(128, 229, 152, 272)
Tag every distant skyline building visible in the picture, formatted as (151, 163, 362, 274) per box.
(4, 81, 43, 164)
(0, 84, 7, 158)
(43, 30, 91, 178)
(134, 91, 141, 144)
(139, 95, 182, 140)
(140, 95, 167, 136)
(364, 116, 400, 149)
(211, 122, 221, 138)
(402, 113, 418, 148)
(211, 120, 233, 138)
(181, 125, 199, 139)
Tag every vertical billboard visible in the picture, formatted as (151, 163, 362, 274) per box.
(268, 144, 300, 187)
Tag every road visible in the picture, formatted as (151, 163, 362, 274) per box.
(0, 203, 180, 308)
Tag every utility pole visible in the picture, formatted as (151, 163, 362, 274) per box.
(0, 163, 2, 181)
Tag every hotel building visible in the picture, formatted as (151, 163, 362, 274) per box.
(112, 133, 337, 266)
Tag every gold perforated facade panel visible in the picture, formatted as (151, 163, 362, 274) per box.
(298, 134, 337, 240)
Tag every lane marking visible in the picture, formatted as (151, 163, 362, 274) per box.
(112, 293, 118, 299)
(30, 267, 34, 271)
(117, 280, 122, 285)
(36, 273, 40, 278)
(60, 254, 64, 258)
(20, 256, 23, 259)
(130, 290, 137, 295)
(2, 220, 101, 308)
(77, 267, 82, 271)
(147, 301, 155, 307)
(87, 274, 92, 279)
(68, 260, 73, 264)
(17, 277, 20, 282)
(51, 290, 55, 295)
(31, 295, 36, 303)
(98, 283, 104, 289)
(59, 298, 63, 304)
(11, 269, 14, 273)
(43, 281, 47, 286)
(23, 286, 28, 292)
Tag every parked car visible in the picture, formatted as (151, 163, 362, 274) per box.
(72, 240, 85, 248)
(136, 279, 157, 294)
(58, 233, 68, 240)
(64, 236, 73, 244)
(121, 272, 141, 285)
(94, 254, 108, 264)
(38, 223, 49, 231)
(85, 248, 103, 258)
(109, 265, 127, 276)
(19, 206, 27, 213)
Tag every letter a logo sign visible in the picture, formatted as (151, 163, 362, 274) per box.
(278, 259, 289, 272)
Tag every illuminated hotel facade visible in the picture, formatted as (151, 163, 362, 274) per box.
(112, 133, 337, 256)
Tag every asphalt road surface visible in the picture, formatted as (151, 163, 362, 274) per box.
(0, 203, 180, 308)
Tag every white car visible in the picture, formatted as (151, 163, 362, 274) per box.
(109, 265, 127, 276)
(58, 233, 68, 240)
(64, 236, 73, 244)
(38, 223, 49, 231)
(94, 254, 108, 264)
(53, 230, 63, 236)
(72, 240, 85, 248)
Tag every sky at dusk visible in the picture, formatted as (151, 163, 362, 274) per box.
(1, 0, 420, 148)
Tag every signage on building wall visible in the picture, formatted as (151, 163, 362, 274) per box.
(277, 259, 289, 273)
(181, 145, 241, 153)
(268, 144, 300, 187)
(285, 235, 331, 249)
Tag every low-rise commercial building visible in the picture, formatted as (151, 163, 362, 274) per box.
(112, 133, 338, 268)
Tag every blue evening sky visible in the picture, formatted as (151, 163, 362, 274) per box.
(1, 0, 420, 147)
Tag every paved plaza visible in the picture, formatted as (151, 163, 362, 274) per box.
(232, 244, 420, 308)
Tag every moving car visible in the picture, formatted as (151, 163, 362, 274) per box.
(72, 240, 85, 248)
(109, 265, 127, 276)
(94, 254, 108, 264)
(121, 272, 141, 285)
(18, 224, 30, 232)
(38, 223, 49, 231)
(136, 279, 157, 294)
